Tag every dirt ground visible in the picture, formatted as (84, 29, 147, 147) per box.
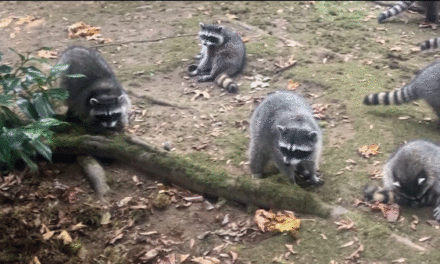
(2, 1, 440, 263)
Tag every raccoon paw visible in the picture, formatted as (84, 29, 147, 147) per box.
(227, 84, 238, 93)
(433, 207, 440, 221)
(188, 64, 198, 75)
(310, 174, 324, 186)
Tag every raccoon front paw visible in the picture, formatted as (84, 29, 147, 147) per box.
(433, 207, 440, 221)
(188, 64, 198, 75)
(227, 84, 238, 93)
(310, 174, 325, 186)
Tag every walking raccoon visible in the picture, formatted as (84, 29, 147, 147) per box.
(249, 90, 324, 186)
(363, 140, 440, 221)
(363, 60, 440, 120)
(57, 45, 131, 132)
(188, 23, 246, 93)
(420, 37, 440, 50)
(377, 1, 439, 24)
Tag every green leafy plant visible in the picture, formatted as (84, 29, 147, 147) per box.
(0, 48, 76, 171)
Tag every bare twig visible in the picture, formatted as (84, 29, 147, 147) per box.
(93, 33, 198, 48)
(126, 90, 188, 109)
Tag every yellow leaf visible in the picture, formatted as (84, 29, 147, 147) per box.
(57, 230, 72, 245)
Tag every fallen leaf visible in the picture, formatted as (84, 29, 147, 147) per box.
(334, 218, 355, 231)
(57, 230, 72, 245)
(254, 209, 300, 235)
(191, 256, 221, 264)
(418, 236, 431, 242)
(390, 46, 402, 51)
(340, 241, 354, 248)
(368, 202, 400, 222)
(37, 50, 58, 59)
(285, 244, 298, 254)
(0, 17, 13, 28)
(229, 251, 238, 263)
(358, 144, 380, 158)
(345, 244, 364, 261)
(287, 79, 300, 91)
(100, 211, 111, 225)
(391, 258, 406, 263)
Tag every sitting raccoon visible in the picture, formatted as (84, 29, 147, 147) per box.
(188, 23, 246, 93)
(377, 1, 439, 24)
(363, 60, 440, 120)
(57, 45, 131, 132)
(249, 90, 324, 186)
(363, 140, 440, 221)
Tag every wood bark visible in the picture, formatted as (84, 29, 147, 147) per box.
(51, 133, 334, 218)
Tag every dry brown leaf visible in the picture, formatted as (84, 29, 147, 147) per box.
(229, 251, 238, 263)
(57, 230, 72, 245)
(418, 236, 431, 242)
(30, 256, 41, 264)
(369, 202, 400, 222)
(375, 37, 385, 45)
(15, 15, 36, 25)
(287, 79, 300, 91)
(0, 17, 13, 28)
(67, 21, 101, 39)
(334, 218, 355, 231)
(25, 18, 43, 29)
(370, 169, 383, 179)
(358, 144, 380, 158)
(390, 46, 402, 51)
(340, 240, 354, 248)
(285, 244, 297, 254)
(37, 50, 58, 59)
(69, 222, 87, 231)
(274, 55, 296, 72)
(191, 256, 221, 264)
(312, 104, 328, 120)
(254, 209, 300, 235)
(345, 244, 364, 261)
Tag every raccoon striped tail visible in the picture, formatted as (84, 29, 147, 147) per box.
(377, 1, 414, 23)
(215, 73, 238, 93)
(421, 37, 440, 51)
(363, 184, 395, 204)
(363, 84, 419, 106)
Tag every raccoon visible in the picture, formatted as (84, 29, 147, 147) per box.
(188, 23, 246, 93)
(57, 45, 131, 132)
(363, 60, 440, 120)
(420, 37, 440, 51)
(377, 1, 439, 24)
(249, 90, 324, 186)
(363, 140, 440, 221)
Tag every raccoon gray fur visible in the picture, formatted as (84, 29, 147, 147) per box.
(249, 90, 324, 186)
(57, 45, 131, 132)
(363, 60, 440, 120)
(420, 37, 440, 50)
(363, 140, 440, 221)
(188, 23, 246, 93)
(377, 1, 439, 24)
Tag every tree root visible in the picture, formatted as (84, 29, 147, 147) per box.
(51, 133, 334, 218)
(77, 155, 110, 197)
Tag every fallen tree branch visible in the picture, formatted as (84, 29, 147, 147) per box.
(51, 133, 334, 218)
(93, 33, 198, 48)
(77, 155, 110, 197)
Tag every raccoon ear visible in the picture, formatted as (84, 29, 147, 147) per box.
(199, 22, 205, 28)
(89, 98, 99, 106)
(418, 177, 426, 185)
(218, 25, 224, 31)
(392, 181, 401, 187)
(308, 131, 318, 142)
(277, 125, 286, 133)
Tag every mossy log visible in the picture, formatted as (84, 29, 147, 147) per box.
(51, 133, 334, 218)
